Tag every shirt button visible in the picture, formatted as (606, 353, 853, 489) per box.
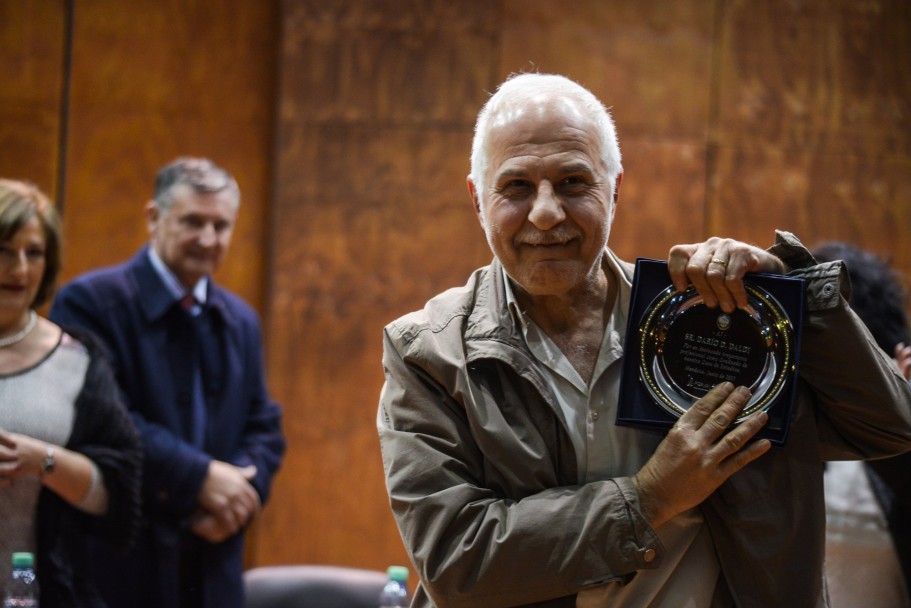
(642, 548, 657, 563)
(591, 410, 600, 421)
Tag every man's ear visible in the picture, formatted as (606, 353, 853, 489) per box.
(467, 176, 482, 217)
(144, 200, 160, 234)
(613, 172, 623, 203)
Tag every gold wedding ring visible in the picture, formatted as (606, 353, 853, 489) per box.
(711, 258, 728, 268)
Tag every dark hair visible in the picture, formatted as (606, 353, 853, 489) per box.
(812, 241, 911, 352)
(0, 179, 62, 307)
(153, 157, 240, 211)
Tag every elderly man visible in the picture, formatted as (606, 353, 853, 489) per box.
(50, 157, 285, 608)
(377, 73, 911, 607)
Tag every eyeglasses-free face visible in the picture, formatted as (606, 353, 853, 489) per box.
(0, 215, 46, 322)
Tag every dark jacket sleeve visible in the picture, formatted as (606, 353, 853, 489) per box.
(50, 274, 212, 516)
(51, 268, 285, 521)
(35, 328, 143, 608)
(65, 326, 143, 547)
(378, 327, 657, 608)
(769, 231, 911, 459)
(229, 312, 286, 504)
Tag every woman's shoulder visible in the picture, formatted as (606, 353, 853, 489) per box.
(56, 322, 109, 360)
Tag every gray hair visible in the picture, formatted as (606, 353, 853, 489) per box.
(153, 157, 240, 211)
(469, 73, 623, 211)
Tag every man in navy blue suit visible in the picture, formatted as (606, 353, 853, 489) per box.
(50, 157, 286, 608)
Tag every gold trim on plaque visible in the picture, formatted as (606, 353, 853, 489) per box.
(638, 282, 794, 422)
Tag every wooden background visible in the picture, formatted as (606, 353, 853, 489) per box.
(2, 0, 909, 574)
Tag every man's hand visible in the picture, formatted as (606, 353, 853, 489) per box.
(668, 237, 787, 312)
(895, 342, 911, 381)
(633, 382, 772, 528)
(194, 460, 260, 541)
(190, 509, 235, 543)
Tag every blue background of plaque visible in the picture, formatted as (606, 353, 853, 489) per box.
(616, 258, 806, 446)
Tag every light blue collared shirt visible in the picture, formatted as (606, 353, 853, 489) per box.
(147, 247, 208, 314)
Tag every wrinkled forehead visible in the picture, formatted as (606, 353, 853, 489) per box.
(173, 181, 239, 209)
(489, 89, 591, 131)
(163, 183, 239, 219)
(485, 94, 602, 164)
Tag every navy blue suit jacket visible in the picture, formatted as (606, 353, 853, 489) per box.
(50, 246, 286, 608)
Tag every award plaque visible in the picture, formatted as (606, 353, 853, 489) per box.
(617, 259, 806, 446)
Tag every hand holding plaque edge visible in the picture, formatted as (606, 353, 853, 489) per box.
(633, 381, 772, 528)
(668, 237, 788, 313)
(638, 279, 794, 422)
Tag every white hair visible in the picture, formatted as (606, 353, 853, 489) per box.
(469, 73, 623, 212)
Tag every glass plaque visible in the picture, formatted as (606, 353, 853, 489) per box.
(639, 283, 794, 422)
(617, 259, 805, 446)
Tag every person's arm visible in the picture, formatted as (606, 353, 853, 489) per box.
(65, 331, 143, 548)
(668, 231, 911, 459)
(797, 282, 911, 458)
(379, 330, 641, 607)
(0, 431, 107, 513)
(191, 311, 284, 543)
(379, 327, 767, 607)
(770, 231, 911, 458)
(190, 461, 260, 543)
(227, 314, 285, 502)
(895, 342, 911, 381)
(51, 281, 212, 517)
(633, 383, 770, 528)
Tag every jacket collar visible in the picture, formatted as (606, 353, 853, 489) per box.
(128, 245, 235, 325)
(465, 257, 524, 348)
(465, 250, 634, 353)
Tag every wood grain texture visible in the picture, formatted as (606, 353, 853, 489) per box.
(259, 0, 500, 569)
(2, 0, 909, 580)
(261, 0, 911, 576)
(710, 0, 911, 267)
(0, 0, 65, 196)
(499, 0, 716, 261)
(715, 0, 911, 154)
(501, 0, 716, 141)
(60, 0, 278, 311)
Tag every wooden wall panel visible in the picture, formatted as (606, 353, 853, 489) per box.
(259, 0, 499, 569)
(498, 0, 717, 261)
(0, 0, 65, 197)
(715, 0, 911, 154)
(711, 0, 911, 269)
(60, 0, 279, 311)
(616, 140, 708, 260)
(709, 147, 911, 252)
(3, 0, 908, 581)
(264, 0, 911, 576)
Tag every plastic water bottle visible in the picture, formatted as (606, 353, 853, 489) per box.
(378, 565, 409, 608)
(3, 552, 38, 607)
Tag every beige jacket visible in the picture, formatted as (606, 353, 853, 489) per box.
(378, 231, 911, 608)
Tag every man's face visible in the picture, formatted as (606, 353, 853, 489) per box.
(470, 97, 618, 299)
(146, 184, 237, 288)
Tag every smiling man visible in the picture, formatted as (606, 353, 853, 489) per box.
(377, 73, 911, 607)
(50, 157, 285, 608)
